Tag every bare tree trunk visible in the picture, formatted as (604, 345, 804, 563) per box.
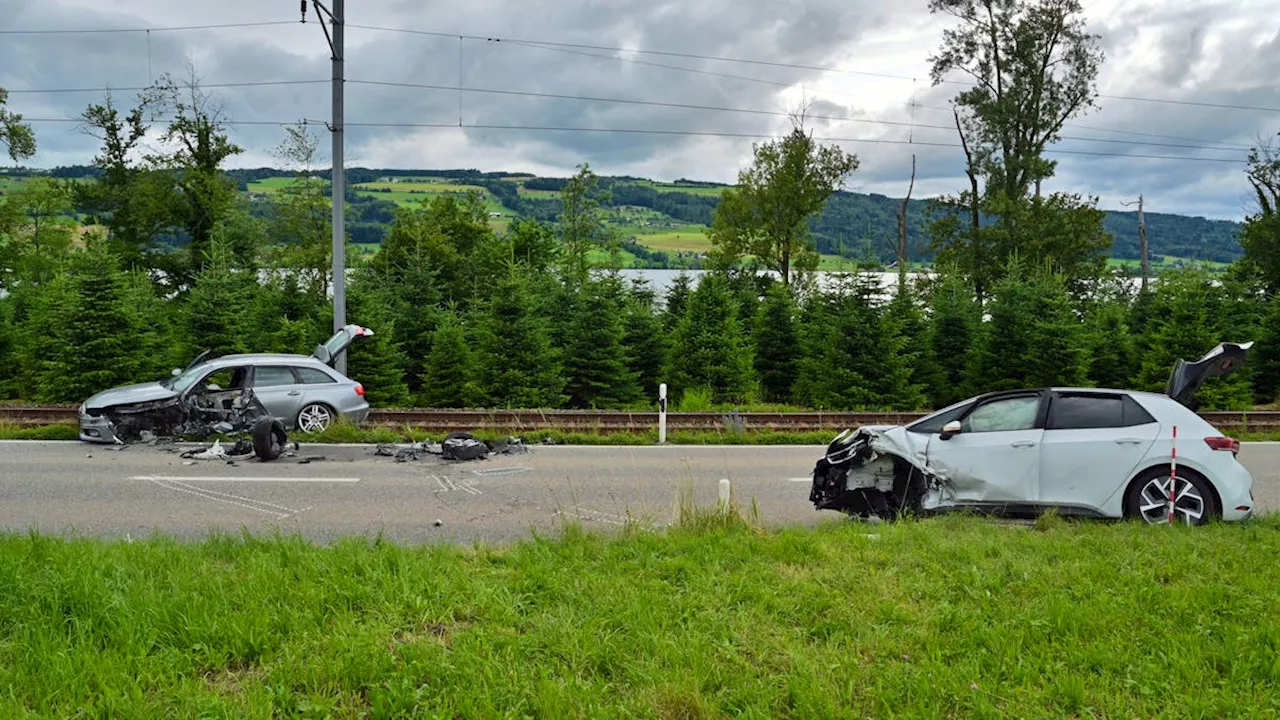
(954, 107, 984, 299)
(897, 154, 916, 293)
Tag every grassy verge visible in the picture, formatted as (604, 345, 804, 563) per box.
(297, 424, 835, 446)
(2, 514, 1278, 717)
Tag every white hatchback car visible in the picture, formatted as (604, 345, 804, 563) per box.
(809, 342, 1255, 525)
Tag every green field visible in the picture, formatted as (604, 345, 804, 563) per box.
(637, 179, 729, 197)
(2, 514, 1278, 717)
(629, 229, 712, 253)
(1107, 256, 1231, 271)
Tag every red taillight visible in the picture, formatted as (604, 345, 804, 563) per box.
(1205, 436, 1239, 453)
(354, 383, 365, 396)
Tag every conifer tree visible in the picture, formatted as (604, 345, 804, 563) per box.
(621, 281, 668, 401)
(926, 272, 982, 406)
(421, 311, 480, 408)
(663, 272, 694, 332)
(752, 284, 800, 403)
(182, 238, 255, 360)
(563, 279, 642, 408)
(668, 274, 755, 403)
(474, 268, 567, 408)
(345, 282, 411, 408)
(1085, 300, 1137, 389)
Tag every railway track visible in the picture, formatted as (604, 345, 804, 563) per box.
(5, 405, 1280, 434)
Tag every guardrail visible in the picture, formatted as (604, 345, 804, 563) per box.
(6, 405, 1280, 434)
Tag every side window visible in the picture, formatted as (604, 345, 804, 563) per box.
(908, 401, 974, 434)
(1123, 396, 1157, 426)
(295, 367, 338, 385)
(254, 366, 297, 388)
(200, 367, 248, 391)
(961, 396, 1040, 433)
(1048, 394, 1124, 429)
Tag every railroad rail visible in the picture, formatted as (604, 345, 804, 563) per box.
(5, 405, 1280, 434)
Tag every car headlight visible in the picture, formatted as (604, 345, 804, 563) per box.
(78, 403, 86, 416)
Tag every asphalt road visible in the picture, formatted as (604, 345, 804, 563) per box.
(1, 441, 1277, 543)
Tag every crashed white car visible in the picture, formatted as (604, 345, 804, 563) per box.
(809, 342, 1256, 525)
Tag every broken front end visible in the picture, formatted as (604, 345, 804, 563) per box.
(82, 388, 287, 460)
(809, 428, 940, 520)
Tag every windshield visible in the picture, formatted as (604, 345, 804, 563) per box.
(163, 364, 209, 393)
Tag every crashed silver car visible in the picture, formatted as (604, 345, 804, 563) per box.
(79, 325, 373, 455)
(810, 342, 1255, 525)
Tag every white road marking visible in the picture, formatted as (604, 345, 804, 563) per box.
(432, 475, 449, 491)
(146, 478, 292, 519)
(554, 509, 626, 526)
(471, 466, 531, 477)
(130, 475, 359, 483)
(458, 481, 483, 496)
(163, 478, 299, 514)
(786, 477, 812, 483)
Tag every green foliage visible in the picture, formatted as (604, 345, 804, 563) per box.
(1241, 135, 1280, 292)
(667, 274, 755, 403)
(926, 272, 982, 406)
(474, 268, 567, 408)
(562, 279, 642, 408)
(662, 272, 693, 333)
(345, 279, 411, 408)
(0, 297, 17, 399)
(558, 163, 612, 285)
(620, 281, 668, 400)
(181, 239, 255, 361)
(1251, 298, 1280, 404)
(1085, 300, 1138, 389)
(1134, 270, 1253, 410)
(752, 284, 801, 402)
(708, 126, 859, 287)
(420, 311, 480, 408)
(794, 275, 925, 410)
(25, 242, 169, 403)
(970, 263, 1090, 392)
(506, 217, 560, 272)
(0, 87, 36, 162)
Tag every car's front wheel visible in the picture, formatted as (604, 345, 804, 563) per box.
(296, 403, 335, 434)
(1124, 467, 1219, 525)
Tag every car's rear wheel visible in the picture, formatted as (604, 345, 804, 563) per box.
(296, 403, 335, 434)
(1124, 467, 1219, 526)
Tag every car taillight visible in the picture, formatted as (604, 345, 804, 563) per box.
(355, 383, 365, 396)
(1204, 436, 1240, 454)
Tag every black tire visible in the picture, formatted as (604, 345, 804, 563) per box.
(252, 417, 288, 461)
(1123, 466, 1219, 526)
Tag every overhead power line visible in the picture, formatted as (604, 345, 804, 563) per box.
(0, 20, 297, 35)
(17, 115, 1248, 163)
(348, 24, 1280, 114)
(346, 79, 1247, 155)
(5, 80, 329, 94)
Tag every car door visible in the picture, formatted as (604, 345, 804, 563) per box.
(251, 366, 308, 423)
(925, 392, 1046, 505)
(1038, 392, 1160, 512)
(312, 325, 374, 367)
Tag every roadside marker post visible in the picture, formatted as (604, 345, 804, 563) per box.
(718, 478, 732, 510)
(1168, 425, 1178, 525)
(658, 383, 668, 444)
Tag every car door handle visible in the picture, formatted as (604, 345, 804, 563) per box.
(1011, 440, 1037, 448)
(287, 390, 302, 396)
(1115, 438, 1143, 444)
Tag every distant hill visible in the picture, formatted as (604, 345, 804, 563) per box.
(6, 165, 1245, 269)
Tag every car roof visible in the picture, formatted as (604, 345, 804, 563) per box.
(203, 353, 326, 367)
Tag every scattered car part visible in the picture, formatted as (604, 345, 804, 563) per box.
(442, 432, 489, 461)
(252, 418, 288, 461)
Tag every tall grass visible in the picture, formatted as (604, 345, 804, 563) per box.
(1, 515, 1279, 717)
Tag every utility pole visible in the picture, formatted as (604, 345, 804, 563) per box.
(1122, 195, 1148, 292)
(302, 0, 347, 373)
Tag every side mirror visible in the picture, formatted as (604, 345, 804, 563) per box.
(171, 368, 181, 377)
(940, 420, 962, 441)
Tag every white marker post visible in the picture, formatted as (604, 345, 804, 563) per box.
(719, 478, 732, 510)
(658, 383, 668, 444)
(1168, 425, 1178, 525)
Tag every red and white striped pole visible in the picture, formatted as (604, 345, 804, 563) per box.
(1168, 425, 1178, 525)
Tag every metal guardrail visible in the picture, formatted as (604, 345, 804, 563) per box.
(5, 405, 1280, 434)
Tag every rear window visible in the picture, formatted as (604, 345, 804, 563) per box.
(1048, 393, 1156, 429)
(254, 367, 297, 388)
(295, 367, 337, 385)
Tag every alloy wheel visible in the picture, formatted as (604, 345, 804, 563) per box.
(298, 404, 334, 433)
(1137, 475, 1205, 525)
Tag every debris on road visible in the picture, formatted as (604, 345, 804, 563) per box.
(373, 433, 532, 463)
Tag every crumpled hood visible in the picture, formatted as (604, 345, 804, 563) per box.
(860, 425, 931, 469)
(83, 381, 177, 410)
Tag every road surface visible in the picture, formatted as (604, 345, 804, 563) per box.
(0, 441, 1276, 543)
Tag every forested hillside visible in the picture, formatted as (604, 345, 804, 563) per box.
(3, 165, 1243, 269)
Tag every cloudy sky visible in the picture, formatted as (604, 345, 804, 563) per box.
(2, 0, 1278, 220)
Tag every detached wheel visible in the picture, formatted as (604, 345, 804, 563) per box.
(1124, 467, 1219, 526)
(252, 418, 288, 461)
(296, 403, 335, 434)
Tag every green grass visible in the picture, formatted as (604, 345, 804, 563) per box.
(630, 230, 712, 253)
(2, 514, 1279, 716)
(0, 423, 80, 440)
(296, 423, 835, 446)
